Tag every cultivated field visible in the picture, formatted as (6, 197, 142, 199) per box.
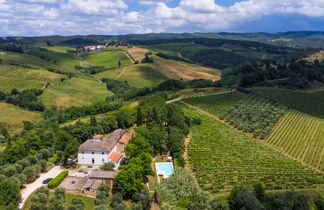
(182, 91, 246, 116)
(41, 46, 75, 53)
(182, 105, 323, 193)
(0, 51, 78, 74)
(39, 78, 113, 108)
(126, 47, 148, 62)
(266, 111, 324, 172)
(0, 103, 42, 134)
(81, 51, 131, 68)
(0, 65, 65, 92)
(29, 48, 80, 69)
(95, 64, 167, 88)
(153, 56, 221, 81)
(251, 88, 324, 119)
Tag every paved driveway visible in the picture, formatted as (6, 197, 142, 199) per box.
(19, 166, 64, 209)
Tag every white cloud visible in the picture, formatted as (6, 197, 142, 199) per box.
(1, 0, 324, 36)
(61, 0, 128, 15)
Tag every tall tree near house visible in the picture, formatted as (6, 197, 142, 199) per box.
(118, 60, 121, 67)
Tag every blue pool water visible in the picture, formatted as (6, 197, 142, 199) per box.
(155, 162, 174, 177)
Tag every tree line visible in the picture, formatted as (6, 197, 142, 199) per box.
(0, 88, 45, 111)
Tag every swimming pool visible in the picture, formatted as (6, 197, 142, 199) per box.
(155, 162, 174, 179)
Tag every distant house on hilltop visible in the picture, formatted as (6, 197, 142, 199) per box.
(77, 129, 131, 165)
(83, 45, 96, 51)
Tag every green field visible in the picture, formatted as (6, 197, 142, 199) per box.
(95, 64, 167, 88)
(0, 51, 78, 74)
(251, 88, 324, 119)
(0, 102, 42, 134)
(182, 104, 324, 193)
(182, 91, 246, 116)
(41, 46, 75, 53)
(267, 111, 324, 172)
(81, 51, 131, 68)
(29, 48, 80, 70)
(0, 65, 65, 92)
(39, 78, 114, 108)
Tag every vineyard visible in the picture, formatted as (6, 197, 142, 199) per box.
(182, 105, 324, 193)
(220, 95, 288, 139)
(182, 91, 246, 116)
(266, 111, 324, 172)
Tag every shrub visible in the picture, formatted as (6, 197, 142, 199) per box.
(100, 162, 115, 171)
(48, 171, 68, 189)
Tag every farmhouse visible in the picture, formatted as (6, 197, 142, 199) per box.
(83, 45, 96, 51)
(77, 129, 130, 165)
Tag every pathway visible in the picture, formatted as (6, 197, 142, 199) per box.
(19, 166, 64, 209)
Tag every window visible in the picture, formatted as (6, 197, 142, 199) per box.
(102, 152, 104, 155)
(92, 152, 94, 155)
(82, 151, 84, 154)
(102, 158, 104, 162)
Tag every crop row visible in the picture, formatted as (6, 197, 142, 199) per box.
(267, 111, 324, 172)
(182, 91, 246, 116)
(183, 106, 323, 193)
(219, 94, 287, 139)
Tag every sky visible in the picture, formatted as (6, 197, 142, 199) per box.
(1, 0, 324, 36)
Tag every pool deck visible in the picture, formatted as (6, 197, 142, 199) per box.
(155, 162, 174, 183)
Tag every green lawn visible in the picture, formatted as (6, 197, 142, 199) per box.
(0, 65, 65, 92)
(81, 51, 131, 68)
(95, 64, 167, 88)
(251, 88, 324, 119)
(0, 102, 42, 134)
(39, 77, 114, 108)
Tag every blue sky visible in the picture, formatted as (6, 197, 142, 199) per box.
(0, 0, 324, 36)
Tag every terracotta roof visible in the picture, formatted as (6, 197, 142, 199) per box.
(119, 133, 131, 145)
(89, 170, 117, 179)
(93, 134, 103, 139)
(109, 152, 123, 163)
(79, 129, 125, 152)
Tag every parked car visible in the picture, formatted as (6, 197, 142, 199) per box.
(42, 178, 53, 184)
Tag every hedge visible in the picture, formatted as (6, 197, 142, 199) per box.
(48, 170, 68, 189)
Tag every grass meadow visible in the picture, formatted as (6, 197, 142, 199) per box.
(0, 102, 42, 134)
(81, 51, 131, 68)
(95, 64, 167, 88)
(0, 65, 65, 92)
(39, 77, 113, 108)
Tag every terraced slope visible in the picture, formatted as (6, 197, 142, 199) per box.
(266, 111, 324, 172)
(182, 105, 324, 193)
(0, 65, 65, 91)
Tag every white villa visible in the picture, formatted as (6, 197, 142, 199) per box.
(77, 129, 130, 165)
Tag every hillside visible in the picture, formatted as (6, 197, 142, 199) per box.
(39, 77, 114, 108)
(0, 65, 65, 92)
(251, 88, 324, 119)
(0, 102, 42, 134)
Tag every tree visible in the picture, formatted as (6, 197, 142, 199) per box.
(0, 178, 21, 209)
(115, 163, 144, 198)
(229, 187, 263, 210)
(68, 198, 85, 210)
(253, 183, 265, 202)
(100, 162, 115, 171)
